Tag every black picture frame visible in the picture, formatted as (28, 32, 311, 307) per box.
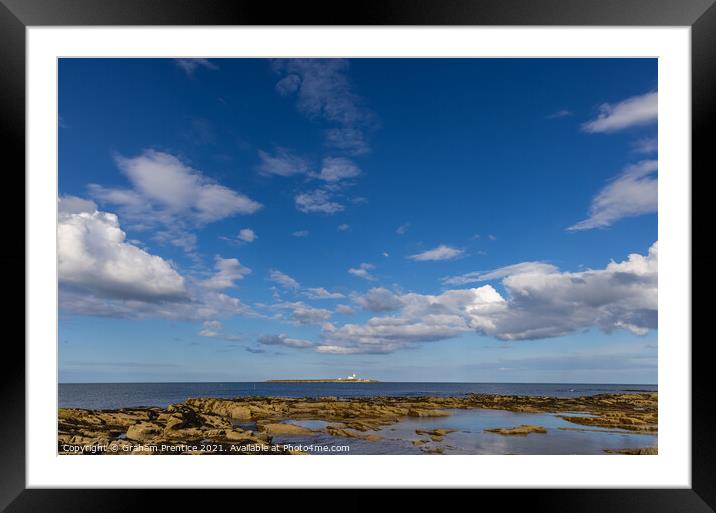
(1, 0, 713, 511)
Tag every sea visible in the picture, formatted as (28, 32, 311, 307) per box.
(58, 382, 657, 454)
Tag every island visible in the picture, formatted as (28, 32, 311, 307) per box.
(266, 373, 379, 383)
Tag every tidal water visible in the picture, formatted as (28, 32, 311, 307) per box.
(276, 409, 657, 455)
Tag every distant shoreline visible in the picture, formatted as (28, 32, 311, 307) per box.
(265, 379, 379, 383)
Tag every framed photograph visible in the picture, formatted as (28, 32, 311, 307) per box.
(2, 0, 714, 510)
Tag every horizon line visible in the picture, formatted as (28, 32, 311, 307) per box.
(58, 381, 658, 386)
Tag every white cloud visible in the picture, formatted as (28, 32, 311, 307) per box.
(316, 157, 361, 182)
(60, 195, 97, 214)
(314, 345, 364, 354)
(271, 60, 373, 216)
(269, 270, 300, 289)
(337, 223, 350, 231)
(116, 151, 262, 220)
(257, 148, 309, 177)
(272, 59, 376, 158)
(568, 160, 657, 231)
(317, 306, 477, 354)
(408, 245, 464, 262)
(58, 198, 258, 323)
(237, 228, 257, 242)
(202, 256, 251, 290)
(175, 58, 218, 77)
(305, 287, 345, 299)
(295, 189, 344, 214)
(90, 150, 261, 241)
(155, 230, 198, 253)
(292, 230, 309, 237)
(443, 262, 559, 286)
(60, 286, 254, 322)
(318, 243, 658, 353)
(273, 301, 332, 325)
(272, 59, 371, 128)
(335, 304, 356, 315)
(258, 334, 313, 349)
(199, 320, 223, 337)
(582, 91, 657, 133)
(58, 196, 188, 303)
(199, 320, 242, 340)
(348, 262, 376, 281)
(352, 287, 404, 312)
(488, 242, 658, 340)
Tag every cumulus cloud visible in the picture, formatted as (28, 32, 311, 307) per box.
(89, 150, 261, 251)
(486, 242, 658, 340)
(335, 304, 356, 315)
(258, 334, 314, 349)
(582, 91, 657, 133)
(305, 287, 345, 299)
(443, 262, 559, 286)
(175, 58, 218, 77)
(58, 197, 256, 322)
(316, 300, 480, 354)
(352, 287, 404, 312)
(257, 148, 309, 177)
(317, 243, 658, 353)
(408, 245, 464, 262)
(568, 160, 657, 231)
(60, 195, 98, 214)
(273, 301, 332, 325)
(202, 256, 251, 290)
(295, 189, 344, 214)
(115, 151, 261, 221)
(348, 263, 376, 281)
(237, 228, 257, 242)
(269, 270, 300, 289)
(59, 196, 187, 303)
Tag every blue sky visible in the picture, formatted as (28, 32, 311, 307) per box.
(58, 58, 658, 383)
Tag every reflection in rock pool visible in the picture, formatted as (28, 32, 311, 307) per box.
(273, 409, 657, 455)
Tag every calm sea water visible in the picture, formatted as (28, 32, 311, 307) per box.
(58, 382, 656, 410)
(277, 409, 658, 455)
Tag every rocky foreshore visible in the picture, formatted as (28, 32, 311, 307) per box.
(58, 392, 657, 455)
